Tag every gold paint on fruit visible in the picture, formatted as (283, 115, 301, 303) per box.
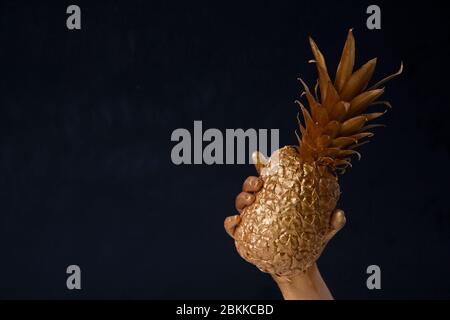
(235, 146, 340, 276)
(233, 29, 402, 277)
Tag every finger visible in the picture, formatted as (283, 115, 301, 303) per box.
(330, 209, 346, 231)
(324, 209, 346, 242)
(235, 192, 255, 212)
(224, 215, 241, 239)
(243, 176, 263, 193)
(252, 151, 267, 174)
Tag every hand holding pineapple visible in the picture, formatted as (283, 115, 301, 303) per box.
(224, 173, 346, 300)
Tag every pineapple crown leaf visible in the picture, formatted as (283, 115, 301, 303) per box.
(297, 29, 402, 172)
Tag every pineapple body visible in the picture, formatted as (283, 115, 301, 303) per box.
(234, 146, 340, 277)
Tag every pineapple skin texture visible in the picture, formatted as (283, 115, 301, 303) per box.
(234, 146, 340, 277)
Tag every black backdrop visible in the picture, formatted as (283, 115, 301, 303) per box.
(1, 0, 449, 299)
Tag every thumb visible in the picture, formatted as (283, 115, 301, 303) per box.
(252, 151, 267, 175)
(324, 209, 346, 243)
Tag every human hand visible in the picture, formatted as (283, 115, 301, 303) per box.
(224, 176, 263, 239)
(224, 175, 346, 300)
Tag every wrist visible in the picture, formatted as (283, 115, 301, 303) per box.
(272, 264, 333, 300)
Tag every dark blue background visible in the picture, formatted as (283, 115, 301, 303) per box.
(0, 0, 449, 299)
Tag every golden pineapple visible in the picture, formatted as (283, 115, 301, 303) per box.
(232, 30, 402, 277)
